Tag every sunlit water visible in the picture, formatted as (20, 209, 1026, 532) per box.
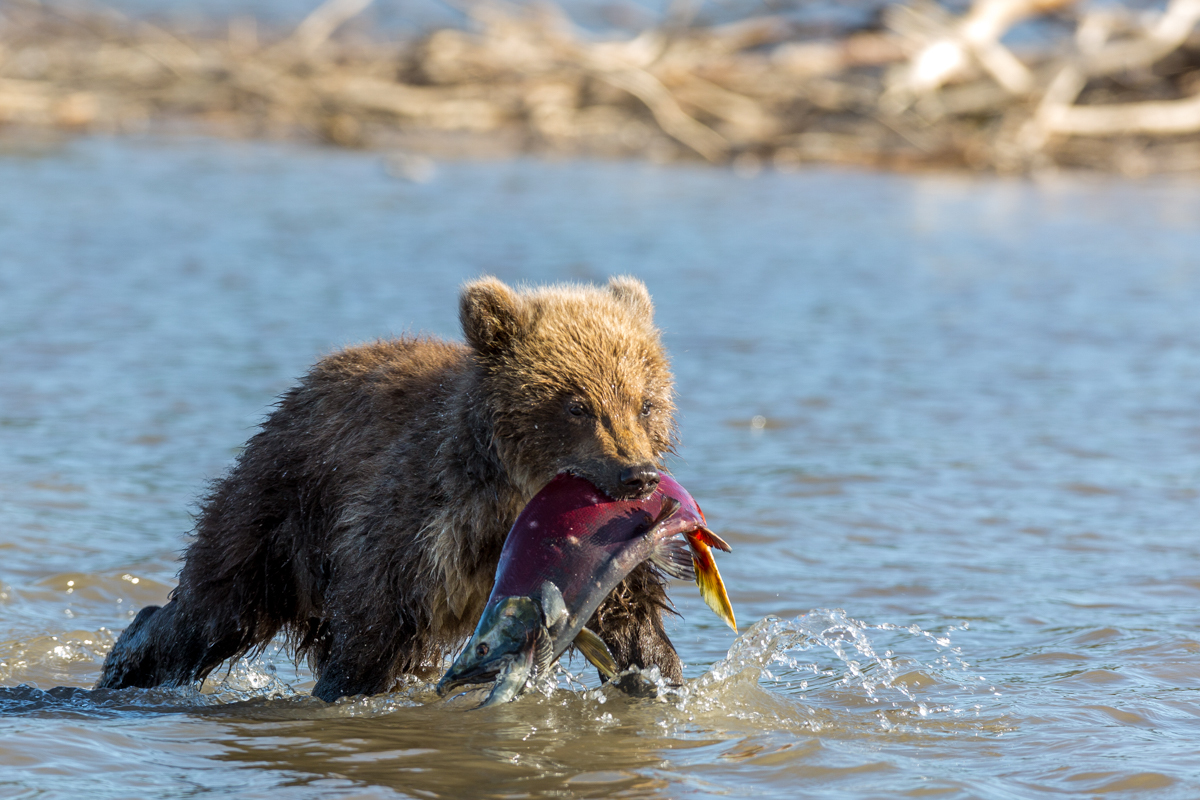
(1, 136, 1199, 798)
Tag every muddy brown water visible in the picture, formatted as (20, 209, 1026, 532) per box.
(2, 136, 1200, 798)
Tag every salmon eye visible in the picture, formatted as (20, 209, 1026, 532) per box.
(476, 643, 490, 657)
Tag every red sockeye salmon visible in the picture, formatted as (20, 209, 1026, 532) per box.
(436, 473, 734, 706)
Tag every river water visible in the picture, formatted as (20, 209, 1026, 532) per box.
(1, 136, 1199, 798)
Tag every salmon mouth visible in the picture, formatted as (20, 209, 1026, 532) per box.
(436, 650, 521, 697)
(437, 638, 539, 708)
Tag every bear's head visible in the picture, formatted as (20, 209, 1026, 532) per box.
(461, 276, 676, 502)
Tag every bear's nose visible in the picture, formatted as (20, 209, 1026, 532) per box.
(619, 466, 661, 496)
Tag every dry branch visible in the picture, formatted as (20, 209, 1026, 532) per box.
(885, 0, 1073, 103)
(1044, 91, 1200, 136)
(1020, 0, 1200, 160)
(1, 0, 1199, 172)
(287, 0, 376, 53)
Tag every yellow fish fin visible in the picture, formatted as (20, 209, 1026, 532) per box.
(574, 627, 618, 680)
(686, 529, 737, 633)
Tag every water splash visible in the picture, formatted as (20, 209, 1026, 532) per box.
(671, 610, 996, 732)
(340, 674, 444, 715)
(199, 654, 297, 704)
(406, 609, 996, 728)
(0, 611, 995, 727)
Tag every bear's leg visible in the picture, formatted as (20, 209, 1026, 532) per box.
(589, 564, 683, 693)
(614, 609, 682, 680)
(310, 620, 415, 702)
(95, 597, 248, 691)
(95, 604, 170, 690)
(598, 607, 682, 695)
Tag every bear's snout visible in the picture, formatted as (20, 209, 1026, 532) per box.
(616, 464, 661, 499)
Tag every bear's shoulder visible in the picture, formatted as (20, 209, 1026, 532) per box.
(312, 336, 469, 386)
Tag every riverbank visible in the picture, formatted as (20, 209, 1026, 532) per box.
(2, 0, 1200, 173)
(2, 0, 1199, 173)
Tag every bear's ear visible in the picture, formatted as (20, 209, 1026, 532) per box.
(461, 277, 525, 355)
(607, 275, 654, 321)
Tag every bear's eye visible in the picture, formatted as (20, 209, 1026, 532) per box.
(566, 400, 589, 418)
(476, 642, 490, 657)
(640, 400, 653, 417)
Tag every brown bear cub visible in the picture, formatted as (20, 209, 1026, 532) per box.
(96, 276, 682, 701)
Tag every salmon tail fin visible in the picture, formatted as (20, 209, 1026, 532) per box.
(685, 529, 737, 633)
(573, 627, 618, 680)
(650, 535, 696, 581)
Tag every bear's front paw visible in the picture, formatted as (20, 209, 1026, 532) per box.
(611, 665, 664, 698)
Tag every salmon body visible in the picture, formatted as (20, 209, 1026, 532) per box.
(437, 473, 734, 706)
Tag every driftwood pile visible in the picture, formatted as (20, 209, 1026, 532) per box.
(2, 0, 1200, 173)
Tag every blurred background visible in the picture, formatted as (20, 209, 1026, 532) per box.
(2, 1, 1200, 799)
(2, 0, 1200, 171)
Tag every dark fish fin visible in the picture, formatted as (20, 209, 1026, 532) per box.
(650, 535, 696, 581)
(573, 628, 618, 681)
(649, 497, 682, 527)
(534, 628, 555, 677)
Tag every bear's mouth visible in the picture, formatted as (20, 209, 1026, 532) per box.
(560, 468, 658, 503)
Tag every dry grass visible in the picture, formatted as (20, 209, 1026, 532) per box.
(2, 0, 1200, 173)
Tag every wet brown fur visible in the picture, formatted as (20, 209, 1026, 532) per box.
(96, 276, 682, 700)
